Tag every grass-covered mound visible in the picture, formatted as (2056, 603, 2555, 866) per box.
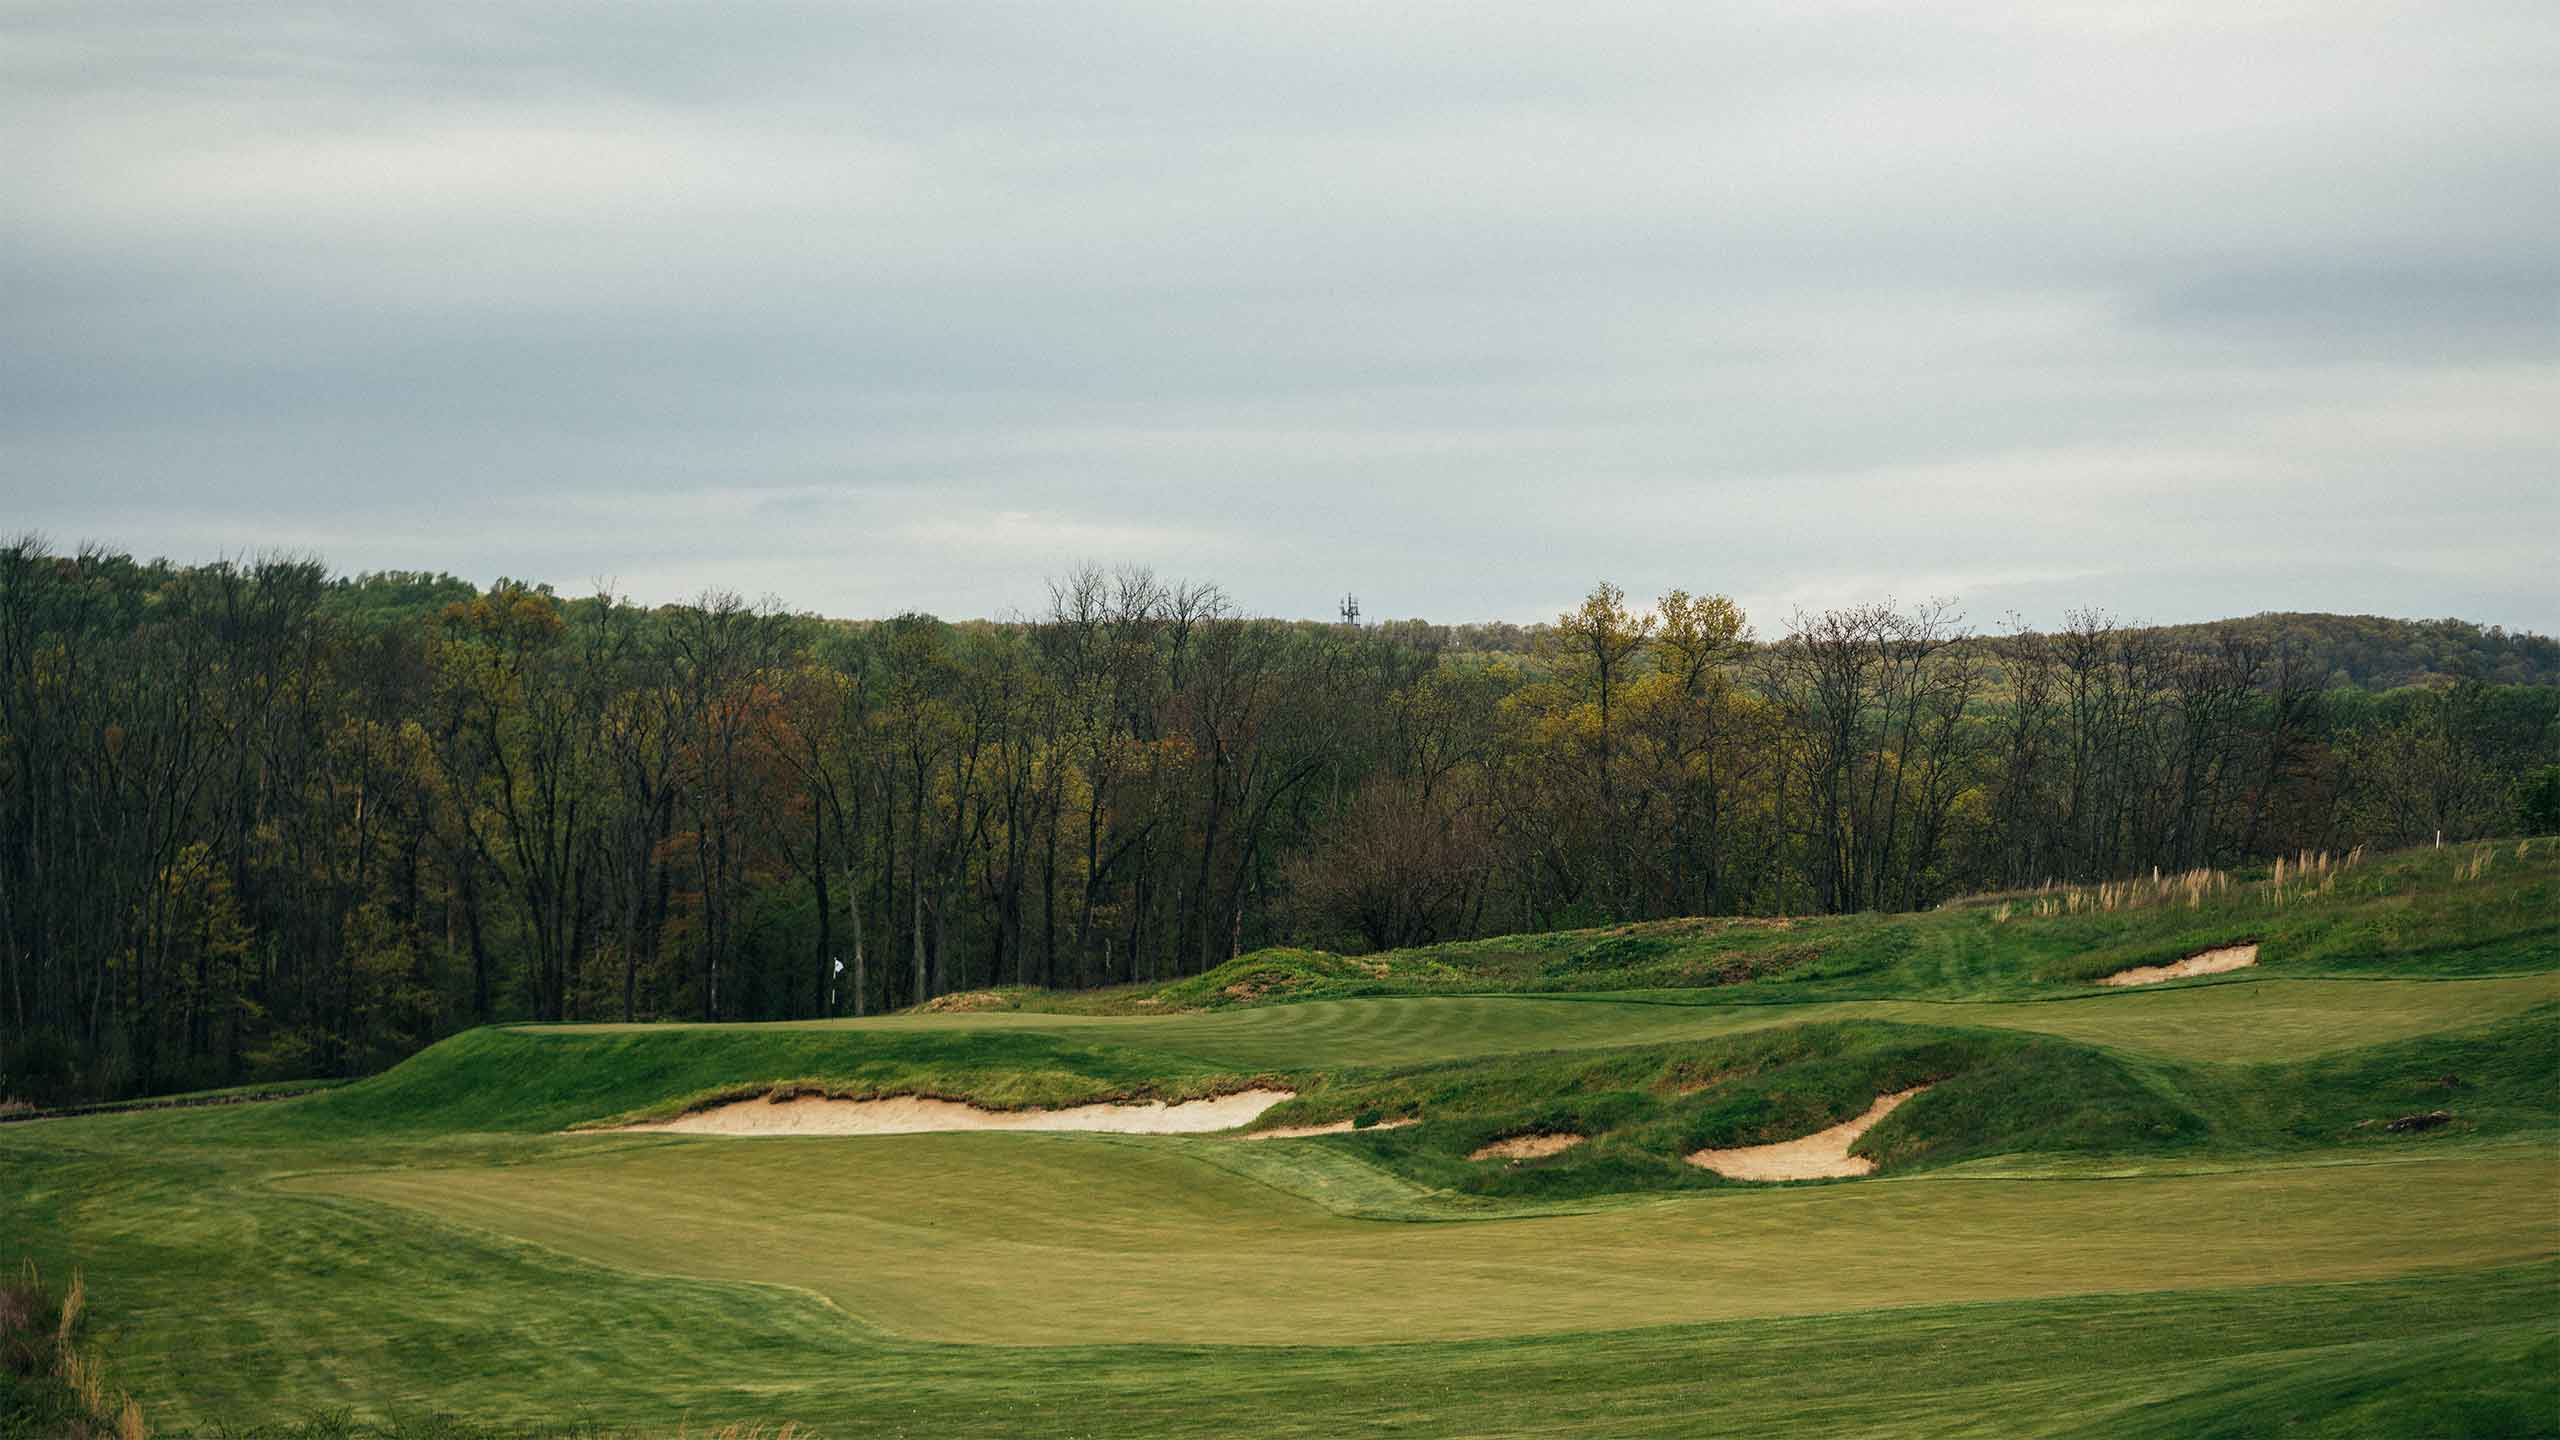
(2169, 1003, 2560, 1148)
(1147, 947, 1474, 1010)
(1013, 840, 2558, 1014)
(1244, 1021, 2187, 1201)
(1228, 1004, 2559, 1204)
(246, 980, 2558, 1216)
(255, 1024, 1274, 1137)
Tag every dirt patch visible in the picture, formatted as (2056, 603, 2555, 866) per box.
(1469, 1133, 1586, 1162)
(1686, 1086, 1930, 1181)
(1223, 977, 1288, 1002)
(1679, 945, 1820, 987)
(623, 1088, 1295, 1137)
(2099, 942, 2259, 987)
(1239, 1118, 1418, 1141)
(919, 990, 1012, 1013)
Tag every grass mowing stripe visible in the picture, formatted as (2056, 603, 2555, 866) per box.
(288, 1134, 2559, 1346)
(17, 1112, 2547, 1434)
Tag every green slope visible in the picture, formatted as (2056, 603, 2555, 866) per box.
(4, 839, 2553, 1436)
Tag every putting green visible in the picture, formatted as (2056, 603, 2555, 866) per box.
(532, 972, 2560, 1068)
(294, 1133, 2560, 1346)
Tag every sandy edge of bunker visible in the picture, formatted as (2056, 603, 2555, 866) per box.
(616, 1088, 1296, 1137)
(2100, 942, 2259, 987)
(1687, 1086, 1930, 1181)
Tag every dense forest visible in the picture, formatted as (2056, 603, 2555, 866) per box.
(4, 537, 2555, 1103)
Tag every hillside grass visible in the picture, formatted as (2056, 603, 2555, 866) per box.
(215, 970, 2554, 1161)
(1010, 839, 2557, 1012)
(4, 838, 2552, 1435)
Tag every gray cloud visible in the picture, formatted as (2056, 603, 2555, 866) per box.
(4, 0, 2555, 629)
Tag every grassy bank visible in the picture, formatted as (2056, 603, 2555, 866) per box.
(3, 838, 2549, 1435)
(995, 839, 2558, 1013)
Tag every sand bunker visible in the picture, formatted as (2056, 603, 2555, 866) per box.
(2099, 943, 2259, 987)
(1686, 1087, 1929, 1181)
(624, 1088, 1294, 1137)
(1239, 1118, 1417, 1141)
(1470, 1133, 1586, 1162)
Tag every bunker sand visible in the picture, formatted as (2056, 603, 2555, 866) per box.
(2101, 943, 2259, 987)
(1688, 1087, 1929, 1180)
(623, 1088, 1293, 1137)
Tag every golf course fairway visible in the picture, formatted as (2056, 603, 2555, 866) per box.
(8, 845, 2556, 1436)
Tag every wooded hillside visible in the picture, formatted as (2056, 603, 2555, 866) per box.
(4, 539, 2554, 1102)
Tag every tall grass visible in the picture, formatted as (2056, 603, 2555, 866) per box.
(1996, 866, 2236, 920)
(2, 1258, 146, 1440)
(1980, 842, 2388, 920)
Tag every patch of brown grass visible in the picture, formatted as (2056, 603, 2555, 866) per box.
(1679, 944, 1820, 986)
(918, 990, 1012, 1013)
(1469, 1133, 1585, 1162)
(2, 1258, 147, 1439)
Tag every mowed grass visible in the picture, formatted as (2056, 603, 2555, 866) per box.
(289, 1135, 2560, 1346)
(534, 971, 2560, 1071)
(8, 1101, 2556, 1434)
(11, 1099, 2556, 1436)
(7, 846, 2555, 1436)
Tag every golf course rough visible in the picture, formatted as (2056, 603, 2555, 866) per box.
(6, 841, 2553, 1435)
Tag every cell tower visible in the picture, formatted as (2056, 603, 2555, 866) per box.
(1339, 592, 1362, 627)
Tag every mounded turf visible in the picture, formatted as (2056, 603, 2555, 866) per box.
(6, 842, 2554, 1436)
(531, 971, 2560, 1068)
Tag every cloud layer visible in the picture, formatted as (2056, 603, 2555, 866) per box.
(5, 1, 2554, 628)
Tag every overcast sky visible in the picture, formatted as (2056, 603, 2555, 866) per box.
(5, 1, 2554, 631)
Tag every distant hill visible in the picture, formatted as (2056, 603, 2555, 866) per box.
(1424, 611, 2558, 692)
(2130, 613, 2559, 690)
(311, 567, 2556, 693)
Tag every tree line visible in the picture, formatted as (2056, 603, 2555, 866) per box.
(3, 538, 2553, 1102)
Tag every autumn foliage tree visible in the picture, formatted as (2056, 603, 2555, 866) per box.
(3, 535, 2554, 1104)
